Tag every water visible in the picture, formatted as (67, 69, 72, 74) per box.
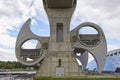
(0, 71, 35, 80)
(0, 75, 34, 80)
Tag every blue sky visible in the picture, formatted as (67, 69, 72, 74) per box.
(0, 0, 120, 61)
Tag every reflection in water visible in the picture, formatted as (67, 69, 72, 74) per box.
(0, 74, 33, 80)
(0, 75, 33, 80)
(0, 71, 36, 80)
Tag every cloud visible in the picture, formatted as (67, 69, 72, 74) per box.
(30, 0, 49, 24)
(0, 0, 41, 61)
(72, 0, 120, 41)
(0, 0, 120, 61)
(0, 0, 46, 45)
(22, 39, 39, 49)
(0, 48, 17, 61)
(107, 44, 120, 53)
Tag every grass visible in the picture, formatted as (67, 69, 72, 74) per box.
(35, 77, 120, 80)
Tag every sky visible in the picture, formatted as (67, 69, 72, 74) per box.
(0, 0, 120, 61)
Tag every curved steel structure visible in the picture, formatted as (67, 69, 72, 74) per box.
(71, 22, 107, 73)
(15, 18, 48, 66)
(74, 48, 88, 70)
(16, 0, 107, 78)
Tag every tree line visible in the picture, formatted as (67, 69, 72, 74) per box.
(0, 61, 39, 70)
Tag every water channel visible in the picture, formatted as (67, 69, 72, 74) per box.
(0, 75, 34, 80)
(0, 71, 35, 80)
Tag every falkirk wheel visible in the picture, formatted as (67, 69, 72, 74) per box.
(15, 0, 107, 77)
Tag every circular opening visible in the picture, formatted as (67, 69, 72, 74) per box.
(79, 26, 98, 34)
(21, 39, 41, 49)
(73, 48, 97, 71)
(79, 26, 100, 46)
(20, 39, 42, 62)
(73, 48, 86, 67)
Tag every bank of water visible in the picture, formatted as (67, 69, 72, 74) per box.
(0, 71, 36, 80)
(0, 75, 34, 80)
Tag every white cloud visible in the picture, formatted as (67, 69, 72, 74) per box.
(0, 34, 16, 48)
(22, 39, 39, 49)
(72, 0, 120, 41)
(0, 0, 40, 61)
(108, 44, 120, 52)
(0, 48, 17, 61)
(71, 0, 120, 51)
(0, 0, 120, 61)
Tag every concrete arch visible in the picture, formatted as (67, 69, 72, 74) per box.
(76, 22, 104, 47)
(73, 48, 88, 70)
(82, 48, 101, 72)
(70, 22, 107, 73)
(15, 18, 48, 66)
(74, 48, 100, 71)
